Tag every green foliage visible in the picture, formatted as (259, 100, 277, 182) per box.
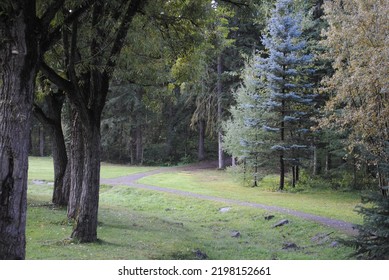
(343, 192, 389, 259)
(296, 168, 377, 193)
(321, 0, 389, 174)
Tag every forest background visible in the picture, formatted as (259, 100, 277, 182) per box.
(1, 0, 388, 260)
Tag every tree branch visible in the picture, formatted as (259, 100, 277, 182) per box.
(40, 61, 73, 93)
(105, 0, 147, 77)
(33, 103, 56, 127)
(68, 19, 81, 93)
(219, 0, 250, 8)
(42, 0, 98, 52)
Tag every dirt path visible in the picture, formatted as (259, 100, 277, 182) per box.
(101, 163, 358, 236)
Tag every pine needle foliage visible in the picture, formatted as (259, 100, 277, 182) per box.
(344, 191, 389, 259)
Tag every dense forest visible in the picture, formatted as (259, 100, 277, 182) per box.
(1, 0, 388, 260)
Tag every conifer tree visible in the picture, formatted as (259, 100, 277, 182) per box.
(346, 191, 389, 259)
(224, 56, 274, 187)
(260, 0, 316, 190)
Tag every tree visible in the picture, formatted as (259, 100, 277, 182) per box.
(101, 0, 214, 165)
(0, 0, 39, 260)
(321, 0, 389, 180)
(344, 191, 389, 259)
(223, 56, 275, 186)
(41, 0, 147, 242)
(0, 0, 71, 260)
(321, 0, 389, 258)
(260, 0, 316, 190)
(33, 86, 69, 206)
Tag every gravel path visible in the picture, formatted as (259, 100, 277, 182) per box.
(101, 164, 358, 236)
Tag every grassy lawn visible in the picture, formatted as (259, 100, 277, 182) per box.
(26, 157, 358, 259)
(28, 156, 156, 180)
(139, 170, 362, 224)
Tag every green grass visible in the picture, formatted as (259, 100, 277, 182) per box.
(27, 183, 354, 260)
(28, 156, 56, 181)
(26, 157, 358, 259)
(28, 156, 156, 181)
(139, 170, 362, 224)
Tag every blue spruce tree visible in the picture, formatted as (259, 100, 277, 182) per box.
(260, 0, 316, 190)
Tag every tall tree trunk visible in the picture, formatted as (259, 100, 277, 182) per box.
(198, 120, 206, 161)
(135, 124, 143, 165)
(279, 98, 286, 190)
(130, 88, 144, 165)
(217, 55, 224, 169)
(325, 149, 331, 174)
(165, 107, 175, 159)
(39, 127, 45, 156)
(67, 110, 84, 219)
(280, 153, 285, 190)
(313, 145, 318, 176)
(47, 95, 68, 206)
(0, 0, 39, 259)
(34, 93, 69, 206)
(165, 85, 180, 160)
(70, 117, 101, 242)
(51, 121, 68, 206)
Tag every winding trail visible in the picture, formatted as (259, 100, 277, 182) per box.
(101, 163, 358, 236)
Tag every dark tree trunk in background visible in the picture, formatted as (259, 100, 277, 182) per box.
(325, 150, 331, 174)
(279, 153, 285, 190)
(130, 89, 144, 165)
(0, 0, 39, 259)
(164, 85, 180, 160)
(313, 145, 318, 176)
(198, 120, 206, 161)
(39, 127, 45, 156)
(136, 125, 143, 164)
(130, 124, 143, 165)
(33, 93, 69, 206)
(48, 95, 68, 206)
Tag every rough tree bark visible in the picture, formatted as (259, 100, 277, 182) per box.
(49, 95, 68, 206)
(0, 0, 39, 259)
(70, 116, 101, 241)
(33, 93, 69, 206)
(67, 109, 84, 219)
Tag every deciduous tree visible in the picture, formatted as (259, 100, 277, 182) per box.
(0, 0, 70, 259)
(321, 0, 389, 178)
